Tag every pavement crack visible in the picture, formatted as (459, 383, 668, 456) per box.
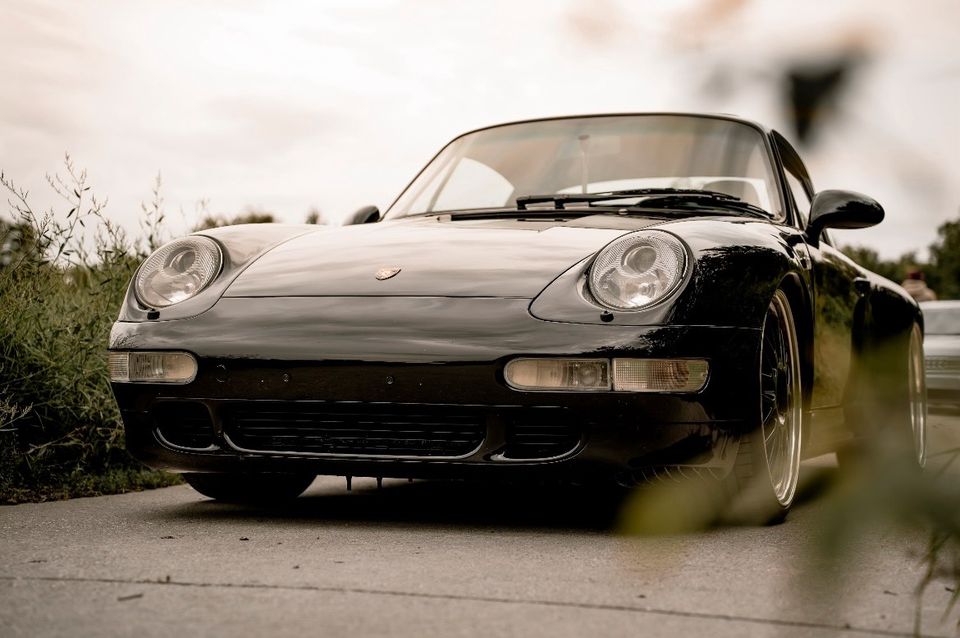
(0, 574, 938, 638)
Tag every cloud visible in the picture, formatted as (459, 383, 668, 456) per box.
(0, 0, 956, 257)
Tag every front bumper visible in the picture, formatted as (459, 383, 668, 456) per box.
(110, 297, 760, 482)
(925, 355, 960, 410)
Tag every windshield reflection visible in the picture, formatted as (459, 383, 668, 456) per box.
(386, 115, 783, 219)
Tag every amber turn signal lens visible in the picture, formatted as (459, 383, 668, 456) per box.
(612, 358, 708, 392)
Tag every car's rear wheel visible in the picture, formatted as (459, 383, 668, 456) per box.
(907, 323, 928, 468)
(838, 320, 926, 470)
(183, 473, 315, 504)
(727, 289, 803, 523)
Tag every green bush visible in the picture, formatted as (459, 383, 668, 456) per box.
(0, 157, 179, 503)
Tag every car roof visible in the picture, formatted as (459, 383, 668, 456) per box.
(454, 112, 772, 140)
(921, 300, 960, 311)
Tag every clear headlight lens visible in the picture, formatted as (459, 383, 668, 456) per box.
(504, 359, 611, 391)
(108, 351, 198, 384)
(503, 357, 709, 393)
(589, 230, 687, 311)
(135, 236, 222, 308)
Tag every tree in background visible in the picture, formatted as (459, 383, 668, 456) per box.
(193, 208, 277, 231)
(842, 213, 960, 300)
(0, 220, 34, 269)
(305, 207, 327, 225)
(839, 245, 916, 284)
(927, 218, 960, 300)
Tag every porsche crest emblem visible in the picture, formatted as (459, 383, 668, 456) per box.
(375, 267, 402, 280)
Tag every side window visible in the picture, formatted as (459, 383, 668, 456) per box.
(432, 158, 513, 211)
(772, 131, 815, 230)
(784, 171, 810, 228)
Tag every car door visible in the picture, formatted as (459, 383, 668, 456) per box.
(772, 132, 862, 417)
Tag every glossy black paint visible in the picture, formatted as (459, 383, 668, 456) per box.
(112, 316, 759, 481)
(221, 217, 631, 298)
(108, 113, 922, 484)
(806, 189, 885, 245)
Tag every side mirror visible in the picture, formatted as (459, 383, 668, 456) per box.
(343, 205, 381, 226)
(806, 190, 883, 245)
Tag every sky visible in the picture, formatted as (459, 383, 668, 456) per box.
(1, 0, 957, 258)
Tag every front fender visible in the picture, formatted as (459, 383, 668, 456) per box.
(530, 218, 809, 329)
(117, 224, 323, 323)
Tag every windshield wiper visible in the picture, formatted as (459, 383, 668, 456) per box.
(622, 195, 771, 219)
(515, 188, 770, 219)
(440, 207, 677, 221)
(515, 188, 740, 209)
(442, 208, 593, 220)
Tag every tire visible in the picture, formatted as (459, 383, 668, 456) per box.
(726, 288, 803, 524)
(183, 473, 315, 504)
(908, 323, 929, 468)
(839, 321, 927, 469)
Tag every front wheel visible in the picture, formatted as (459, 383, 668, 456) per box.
(727, 289, 803, 523)
(183, 473, 315, 504)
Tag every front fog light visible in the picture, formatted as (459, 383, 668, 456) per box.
(108, 351, 198, 384)
(613, 358, 708, 392)
(505, 359, 611, 391)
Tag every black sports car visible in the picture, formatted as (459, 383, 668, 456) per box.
(108, 113, 926, 519)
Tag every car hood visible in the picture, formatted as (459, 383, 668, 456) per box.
(223, 217, 639, 298)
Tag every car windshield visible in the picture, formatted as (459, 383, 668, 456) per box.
(923, 305, 960, 335)
(386, 115, 783, 219)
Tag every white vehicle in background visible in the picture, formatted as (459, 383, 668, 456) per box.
(922, 300, 960, 412)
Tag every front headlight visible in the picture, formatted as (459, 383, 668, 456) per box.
(134, 236, 222, 308)
(588, 230, 687, 311)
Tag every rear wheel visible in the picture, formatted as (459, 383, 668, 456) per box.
(908, 323, 928, 467)
(183, 473, 315, 504)
(839, 320, 926, 469)
(727, 289, 803, 523)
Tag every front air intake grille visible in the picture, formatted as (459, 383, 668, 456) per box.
(500, 409, 582, 460)
(152, 401, 215, 450)
(926, 356, 960, 374)
(222, 402, 486, 457)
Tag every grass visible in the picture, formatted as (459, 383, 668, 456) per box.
(0, 156, 180, 504)
(0, 466, 182, 504)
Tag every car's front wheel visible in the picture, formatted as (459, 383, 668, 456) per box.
(727, 288, 803, 523)
(183, 473, 315, 504)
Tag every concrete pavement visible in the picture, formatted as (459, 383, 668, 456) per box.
(2, 412, 960, 638)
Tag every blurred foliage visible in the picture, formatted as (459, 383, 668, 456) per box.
(0, 155, 180, 503)
(840, 245, 916, 284)
(785, 53, 864, 146)
(617, 437, 960, 634)
(842, 215, 960, 299)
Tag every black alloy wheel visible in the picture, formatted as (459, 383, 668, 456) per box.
(728, 288, 803, 523)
